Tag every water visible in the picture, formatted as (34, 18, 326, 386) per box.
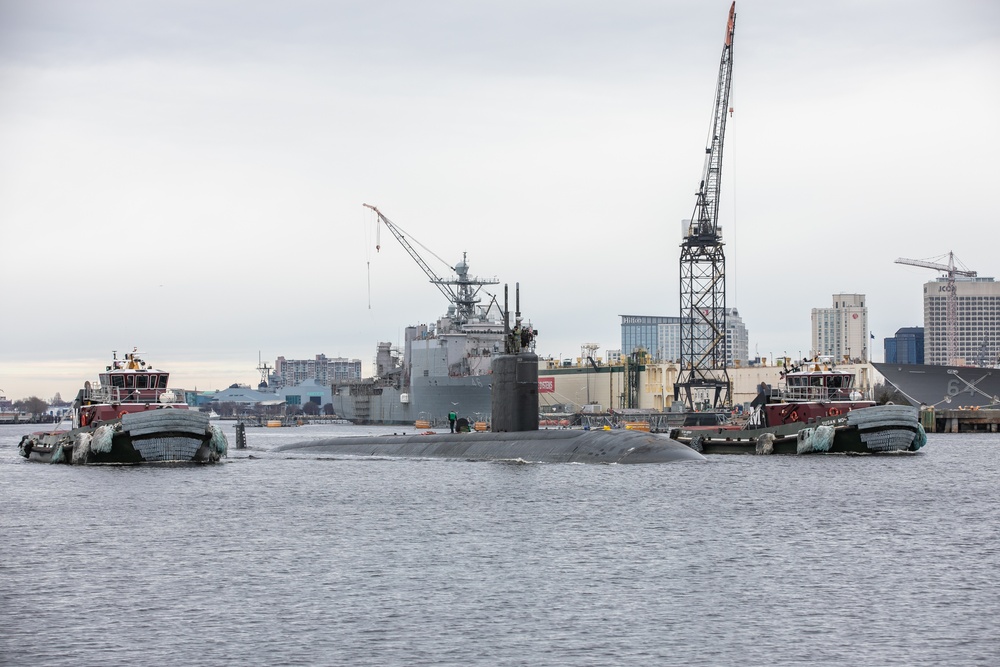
(2, 422, 998, 666)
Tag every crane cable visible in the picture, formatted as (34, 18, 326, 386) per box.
(364, 206, 373, 309)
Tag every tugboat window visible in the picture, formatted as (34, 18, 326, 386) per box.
(111, 375, 125, 388)
(136, 375, 149, 389)
(126, 375, 135, 388)
(157, 375, 168, 388)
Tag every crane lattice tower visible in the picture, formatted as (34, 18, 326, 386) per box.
(675, 2, 736, 411)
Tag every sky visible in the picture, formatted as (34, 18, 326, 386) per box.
(1, 0, 998, 401)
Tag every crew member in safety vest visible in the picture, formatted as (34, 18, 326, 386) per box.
(448, 410, 457, 433)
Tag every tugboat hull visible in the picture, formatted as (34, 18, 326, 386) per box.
(19, 410, 226, 464)
(672, 405, 925, 455)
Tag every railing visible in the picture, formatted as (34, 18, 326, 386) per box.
(81, 386, 178, 404)
(773, 386, 867, 402)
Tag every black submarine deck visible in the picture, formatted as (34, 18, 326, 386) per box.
(274, 428, 705, 464)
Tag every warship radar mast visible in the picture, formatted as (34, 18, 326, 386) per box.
(364, 203, 499, 325)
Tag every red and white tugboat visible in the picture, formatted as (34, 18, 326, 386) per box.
(671, 361, 926, 455)
(18, 348, 227, 464)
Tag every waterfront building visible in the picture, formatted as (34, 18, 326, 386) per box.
(724, 308, 749, 368)
(535, 355, 876, 414)
(209, 379, 333, 410)
(277, 379, 332, 409)
(923, 276, 1000, 366)
(811, 294, 869, 362)
(620, 311, 747, 367)
(884, 327, 924, 364)
(273, 354, 362, 388)
(620, 315, 681, 362)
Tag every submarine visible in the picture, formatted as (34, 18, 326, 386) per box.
(275, 285, 704, 465)
(274, 428, 704, 464)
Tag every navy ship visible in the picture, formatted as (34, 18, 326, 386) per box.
(330, 298, 507, 425)
(332, 206, 521, 426)
(874, 362, 1000, 409)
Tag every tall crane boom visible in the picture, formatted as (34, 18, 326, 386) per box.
(364, 204, 498, 324)
(688, 1, 736, 240)
(676, 2, 736, 411)
(895, 251, 977, 365)
(895, 255, 977, 278)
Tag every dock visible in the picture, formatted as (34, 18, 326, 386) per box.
(921, 408, 1000, 433)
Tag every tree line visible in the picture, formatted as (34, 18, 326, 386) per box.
(5, 393, 67, 415)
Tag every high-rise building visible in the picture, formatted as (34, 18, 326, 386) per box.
(811, 294, 869, 362)
(621, 311, 748, 367)
(621, 315, 681, 362)
(923, 277, 1000, 366)
(884, 327, 924, 364)
(274, 354, 363, 388)
(725, 308, 749, 368)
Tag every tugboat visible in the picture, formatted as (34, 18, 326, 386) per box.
(670, 360, 926, 455)
(18, 348, 227, 464)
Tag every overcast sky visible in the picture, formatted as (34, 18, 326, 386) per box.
(1, 0, 998, 400)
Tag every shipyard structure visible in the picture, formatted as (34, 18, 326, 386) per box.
(330, 342, 878, 426)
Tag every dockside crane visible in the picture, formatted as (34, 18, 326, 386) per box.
(363, 203, 498, 324)
(675, 2, 736, 411)
(895, 251, 977, 366)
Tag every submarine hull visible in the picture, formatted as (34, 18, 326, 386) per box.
(274, 429, 705, 464)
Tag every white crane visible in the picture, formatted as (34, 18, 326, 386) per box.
(364, 204, 498, 324)
(895, 251, 977, 365)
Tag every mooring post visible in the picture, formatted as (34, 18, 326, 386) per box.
(235, 422, 247, 449)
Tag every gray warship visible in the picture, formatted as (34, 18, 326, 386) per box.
(332, 206, 517, 426)
(874, 362, 1000, 409)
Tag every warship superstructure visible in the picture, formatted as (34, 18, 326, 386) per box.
(333, 206, 520, 425)
(331, 302, 508, 425)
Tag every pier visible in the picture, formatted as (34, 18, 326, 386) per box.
(921, 408, 1000, 433)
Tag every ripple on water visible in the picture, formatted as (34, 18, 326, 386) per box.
(1, 425, 998, 666)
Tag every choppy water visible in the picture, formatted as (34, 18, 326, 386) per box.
(1, 422, 998, 666)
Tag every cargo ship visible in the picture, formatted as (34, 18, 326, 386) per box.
(873, 362, 1000, 409)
